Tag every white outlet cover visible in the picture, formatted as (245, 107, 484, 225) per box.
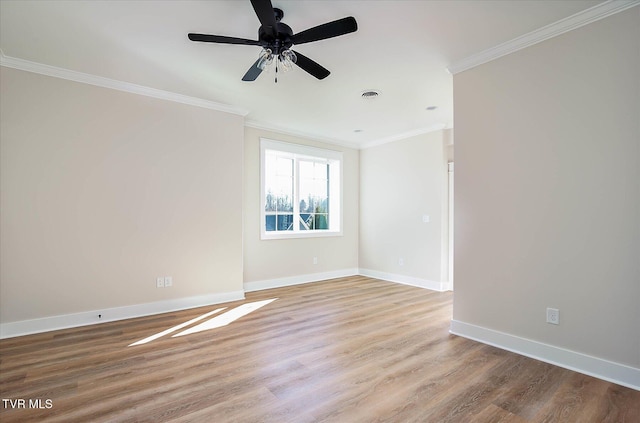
(546, 308, 559, 325)
(422, 214, 430, 223)
(164, 276, 173, 287)
(156, 277, 165, 288)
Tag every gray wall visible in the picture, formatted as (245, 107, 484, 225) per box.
(359, 130, 450, 289)
(453, 8, 639, 368)
(1, 67, 244, 323)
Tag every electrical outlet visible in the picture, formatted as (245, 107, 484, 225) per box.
(546, 308, 559, 325)
(156, 277, 165, 288)
(313, 257, 318, 265)
(399, 258, 404, 266)
(164, 276, 173, 287)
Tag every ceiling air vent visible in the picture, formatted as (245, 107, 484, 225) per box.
(361, 90, 381, 100)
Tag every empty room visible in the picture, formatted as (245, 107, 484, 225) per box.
(1, 1, 638, 422)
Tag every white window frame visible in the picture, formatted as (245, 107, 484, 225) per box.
(260, 138, 343, 240)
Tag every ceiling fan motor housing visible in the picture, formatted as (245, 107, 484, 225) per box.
(258, 9, 293, 54)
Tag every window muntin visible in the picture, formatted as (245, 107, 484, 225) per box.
(261, 139, 342, 239)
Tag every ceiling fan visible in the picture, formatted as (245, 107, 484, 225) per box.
(188, 0, 358, 82)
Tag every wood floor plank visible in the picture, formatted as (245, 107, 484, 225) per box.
(1, 276, 638, 422)
(471, 403, 530, 423)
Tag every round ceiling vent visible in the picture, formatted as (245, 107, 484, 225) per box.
(360, 90, 381, 99)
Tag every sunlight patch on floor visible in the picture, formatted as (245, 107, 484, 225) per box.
(173, 298, 278, 337)
(128, 307, 226, 346)
(128, 298, 278, 346)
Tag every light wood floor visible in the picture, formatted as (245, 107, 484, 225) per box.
(1, 276, 638, 422)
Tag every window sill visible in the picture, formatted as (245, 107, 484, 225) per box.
(260, 230, 343, 241)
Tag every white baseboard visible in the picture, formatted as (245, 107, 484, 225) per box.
(358, 268, 450, 292)
(450, 319, 640, 391)
(0, 290, 245, 339)
(243, 268, 359, 292)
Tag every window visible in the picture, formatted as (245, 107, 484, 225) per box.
(261, 139, 342, 239)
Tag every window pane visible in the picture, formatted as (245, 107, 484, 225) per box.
(315, 214, 328, 230)
(265, 214, 276, 231)
(299, 161, 328, 217)
(299, 213, 311, 230)
(277, 157, 293, 177)
(299, 160, 313, 178)
(276, 214, 294, 231)
(314, 162, 328, 179)
(298, 213, 329, 230)
(276, 176, 293, 212)
(265, 153, 293, 213)
(314, 179, 327, 204)
(265, 191, 276, 212)
(264, 154, 276, 211)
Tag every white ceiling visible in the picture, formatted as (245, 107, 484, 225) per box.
(0, 0, 605, 148)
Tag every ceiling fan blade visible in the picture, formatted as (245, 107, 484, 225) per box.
(292, 51, 330, 80)
(188, 33, 261, 46)
(250, 0, 277, 37)
(242, 59, 263, 81)
(291, 17, 357, 45)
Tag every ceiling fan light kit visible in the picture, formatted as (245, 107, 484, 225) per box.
(188, 0, 357, 82)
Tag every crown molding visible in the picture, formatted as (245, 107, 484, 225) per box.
(244, 120, 361, 150)
(245, 119, 450, 151)
(0, 51, 249, 116)
(360, 123, 448, 150)
(448, 0, 640, 75)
